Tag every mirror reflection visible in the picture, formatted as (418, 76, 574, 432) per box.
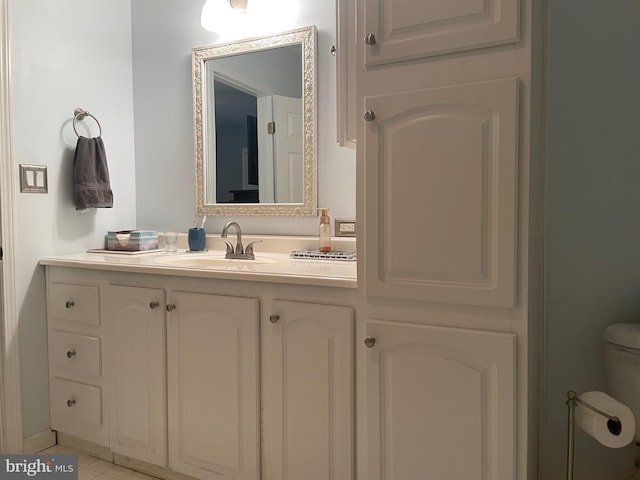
(193, 26, 317, 216)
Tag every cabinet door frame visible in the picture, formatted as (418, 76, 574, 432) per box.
(362, 0, 520, 66)
(167, 291, 260, 480)
(364, 319, 516, 480)
(104, 285, 167, 467)
(363, 77, 519, 308)
(262, 299, 354, 480)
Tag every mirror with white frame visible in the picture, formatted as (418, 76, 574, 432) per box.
(193, 26, 317, 216)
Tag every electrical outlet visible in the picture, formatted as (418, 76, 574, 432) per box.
(335, 219, 356, 237)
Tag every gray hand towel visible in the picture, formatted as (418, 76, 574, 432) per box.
(73, 136, 113, 210)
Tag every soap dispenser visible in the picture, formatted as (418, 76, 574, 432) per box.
(318, 208, 331, 252)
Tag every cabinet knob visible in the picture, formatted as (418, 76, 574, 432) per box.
(364, 337, 376, 348)
(66, 349, 76, 358)
(66, 399, 76, 407)
(166, 304, 176, 312)
(65, 300, 75, 309)
(269, 314, 280, 324)
(149, 301, 160, 310)
(364, 110, 376, 122)
(364, 33, 377, 45)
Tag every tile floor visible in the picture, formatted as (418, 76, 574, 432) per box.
(38, 446, 160, 480)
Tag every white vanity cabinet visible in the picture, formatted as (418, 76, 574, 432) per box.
(44, 266, 355, 480)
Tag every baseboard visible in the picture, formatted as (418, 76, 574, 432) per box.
(23, 429, 56, 454)
(56, 433, 113, 461)
(114, 454, 198, 480)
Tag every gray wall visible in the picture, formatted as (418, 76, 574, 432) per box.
(9, 0, 136, 437)
(542, 0, 640, 478)
(131, 0, 356, 235)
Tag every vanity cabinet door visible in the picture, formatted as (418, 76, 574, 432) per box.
(363, 77, 518, 308)
(360, 0, 519, 67)
(167, 292, 259, 480)
(103, 286, 167, 467)
(262, 300, 354, 480)
(364, 320, 516, 480)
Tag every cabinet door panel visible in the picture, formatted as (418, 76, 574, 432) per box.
(167, 292, 259, 480)
(363, 77, 518, 307)
(263, 300, 354, 480)
(104, 286, 166, 467)
(365, 320, 515, 480)
(362, 0, 519, 66)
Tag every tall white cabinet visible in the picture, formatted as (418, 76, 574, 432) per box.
(354, 0, 537, 478)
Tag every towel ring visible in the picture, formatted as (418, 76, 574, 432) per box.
(73, 108, 102, 138)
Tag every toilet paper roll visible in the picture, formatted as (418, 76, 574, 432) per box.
(576, 391, 635, 448)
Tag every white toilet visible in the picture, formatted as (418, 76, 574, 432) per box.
(604, 323, 640, 443)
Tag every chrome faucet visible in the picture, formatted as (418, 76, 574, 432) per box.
(219, 221, 261, 260)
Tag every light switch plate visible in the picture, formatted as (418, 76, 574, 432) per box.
(19, 164, 48, 193)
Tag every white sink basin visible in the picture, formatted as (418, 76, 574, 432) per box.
(154, 253, 277, 269)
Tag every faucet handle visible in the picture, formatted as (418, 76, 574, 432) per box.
(217, 238, 234, 255)
(244, 240, 262, 258)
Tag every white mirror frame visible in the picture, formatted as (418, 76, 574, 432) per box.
(193, 26, 317, 216)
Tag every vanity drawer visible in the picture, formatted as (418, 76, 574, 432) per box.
(50, 330, 101, 376)
(50, 284, 100, 325)
(51, 378, 102, 426)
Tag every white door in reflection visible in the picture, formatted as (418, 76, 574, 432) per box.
(273, 95, 303, 203)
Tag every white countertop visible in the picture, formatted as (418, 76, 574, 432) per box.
(40, 249, 357, 289)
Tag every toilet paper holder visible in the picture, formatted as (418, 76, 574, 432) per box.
(565, 390, 622, 480)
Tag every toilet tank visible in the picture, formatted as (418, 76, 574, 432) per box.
(604, 323, 640, 442)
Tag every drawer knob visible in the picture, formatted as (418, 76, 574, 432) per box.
(364, 110, 376, 122)
(66, 399, 76, 407)
(149, 301, 160, 310)
(364, 33, 377, 45)
(66, 349, 76, 358)
(269, 314, 280, 324)
(166, 304, 176, 312)
(65, 301, 75, 309)
(364, 337, 376, 348)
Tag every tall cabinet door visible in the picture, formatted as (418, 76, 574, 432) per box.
(262, 300, 354, 480)
(365, 320, 516, 480)
(167, 292, 259, 480)
(103, 286, 167, 466)
(362, 0, 519, 66)
(363, 77, 518, 308)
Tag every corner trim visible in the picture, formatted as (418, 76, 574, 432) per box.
(23, 430, 56, 454)
(0, 0, 24, 453)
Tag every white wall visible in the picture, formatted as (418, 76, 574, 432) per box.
(131, 0, 356, 236)
(9, 0, 136, 437)
(542, 1, 640, 478)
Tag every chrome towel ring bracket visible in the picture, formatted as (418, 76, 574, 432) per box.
(73, 107, 102, 138)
